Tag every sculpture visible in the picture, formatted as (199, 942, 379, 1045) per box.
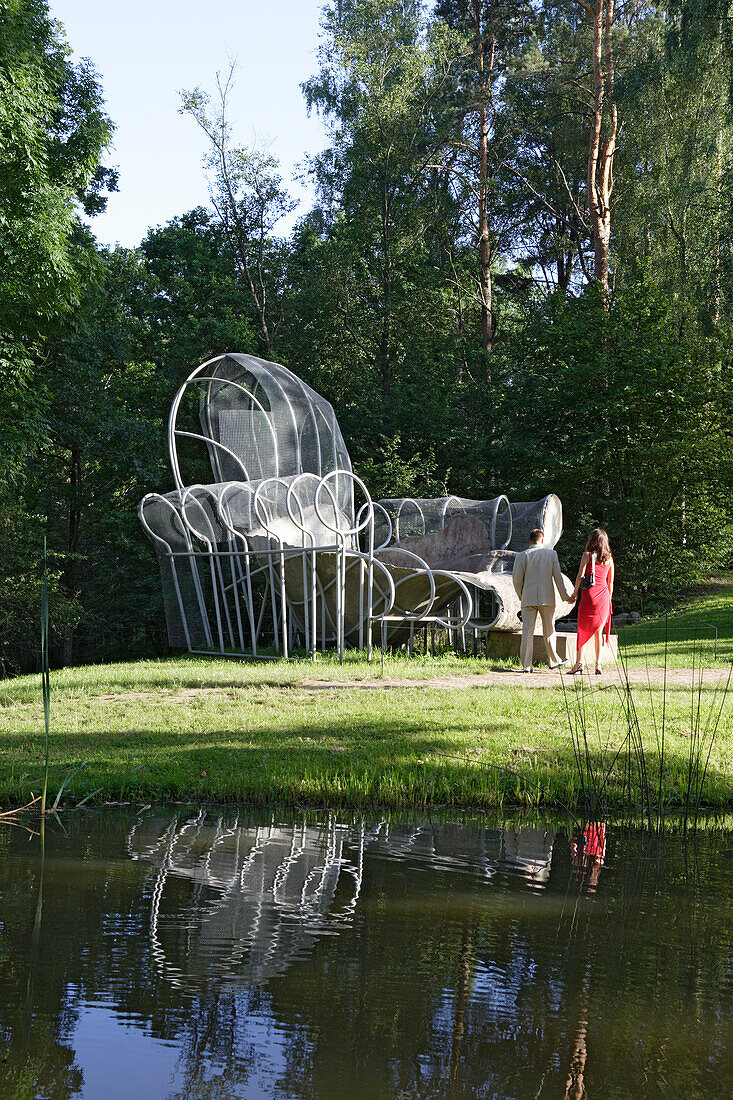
(139, 353, 573, 659)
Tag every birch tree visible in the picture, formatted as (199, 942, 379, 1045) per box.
(180, 66, 295, 355)
(569, 0, 647, 293)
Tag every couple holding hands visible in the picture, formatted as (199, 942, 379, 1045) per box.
(512, 528, 614, 675)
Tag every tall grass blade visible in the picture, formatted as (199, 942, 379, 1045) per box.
(658, 614, 668, 833)
(40, 537, 50, 816)
(49, 761, 88, 813)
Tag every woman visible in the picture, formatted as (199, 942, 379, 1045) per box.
(568, 528, 614, 675)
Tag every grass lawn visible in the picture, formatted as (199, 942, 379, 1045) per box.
(0, 578, 731, 812)
(617, 575, 733, 668)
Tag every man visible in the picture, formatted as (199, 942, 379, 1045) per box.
(512, 528, 574, 672)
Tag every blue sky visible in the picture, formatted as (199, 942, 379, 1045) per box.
(50, 0, 330, 247)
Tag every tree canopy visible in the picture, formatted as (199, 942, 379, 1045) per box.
(2, 0, 732, 672)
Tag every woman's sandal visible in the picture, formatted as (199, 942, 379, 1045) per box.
(569, 665, 583, 675)
(595, 667, 602, 675)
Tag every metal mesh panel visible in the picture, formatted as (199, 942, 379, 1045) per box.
(189, 353, 353, 517)
(375, 495, 512, 550)
(156, 549, 210, 649)
(374, 494, 561, 551)
(509, 495, 562, 549)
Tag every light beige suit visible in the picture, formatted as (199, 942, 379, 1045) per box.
(512, 545, 574, 670)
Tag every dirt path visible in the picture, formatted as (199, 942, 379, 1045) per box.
(299, 665, 732, 692)
(5, 664, 724, 711)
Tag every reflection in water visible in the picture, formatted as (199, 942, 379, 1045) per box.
(500, 825, 554, 884)
(570, 821, 607, 891)
(1, 811, 733, 1099)
(127, 815, 556, 994)
(128, 814, 362, 988)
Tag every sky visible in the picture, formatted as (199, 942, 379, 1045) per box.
(50, 0, 330, 248)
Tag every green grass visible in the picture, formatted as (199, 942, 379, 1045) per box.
(0, 655, 731, 812)
(0, 577, 731, 812)
(618, 575, 733, 667)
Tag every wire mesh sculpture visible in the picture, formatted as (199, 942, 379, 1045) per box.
(139, 353, 573, 659)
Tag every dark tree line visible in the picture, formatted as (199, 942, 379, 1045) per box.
(2, 0, 732, 673)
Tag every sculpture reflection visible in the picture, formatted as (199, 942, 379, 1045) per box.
(128, 814, 558, 996)
(128, 813, 363, 989)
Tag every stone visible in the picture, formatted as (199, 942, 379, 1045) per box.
(484, 628, 618, 666)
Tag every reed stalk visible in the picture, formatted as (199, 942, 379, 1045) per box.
(562, 621, 731, 831)
(40, 537, 50, 817)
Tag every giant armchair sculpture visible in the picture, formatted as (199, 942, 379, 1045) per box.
(139, 353, 573, 660)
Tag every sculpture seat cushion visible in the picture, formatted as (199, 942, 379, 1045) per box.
(247, 506, 354, 551)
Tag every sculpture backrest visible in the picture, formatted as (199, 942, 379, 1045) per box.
(168, 352, 354, 518)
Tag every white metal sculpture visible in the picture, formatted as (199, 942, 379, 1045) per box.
(139, 353, 572, 660)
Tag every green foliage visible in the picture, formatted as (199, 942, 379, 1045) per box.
(491, 279, 733, 601)
(356, 435, 445, 499)
(0, 0, 113, 377)
(179, 67, 295, 353)
(0, 499, 80, 677)
(140, 208, 258, 378)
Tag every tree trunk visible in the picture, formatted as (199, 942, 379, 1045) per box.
(575, 0, 618, 299)
(447, 918, 474, 1081)
(62, 444, 82, 667)
(379, 176, 393, 395)
(714, 126, 722, 325)
(474, 0, 495, 348)
(557, 207, 573, 292)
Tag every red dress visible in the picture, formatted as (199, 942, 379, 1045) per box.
(577, 557, 612, 651)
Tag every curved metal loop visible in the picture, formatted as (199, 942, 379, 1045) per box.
(372, 502, 393, 552)
(490, 493, 513, 551)
(394, 497, 425, 541)
(138, 493, 191, 552)
(430, 571, 474, 630)
(377, 545, 434, 573)
(284, 472, 325, 547)
(168, 368, 279, 489)
(216, 481, 257, 545)
(387, 549, 438, 622)
(339, 549, 397, 618)
(368, 556, 397, 617)
(314, 470, 374, 538)
(179, 485, 220, 550)
(252, 476, 294, 541)
(440, 495, 466, 524)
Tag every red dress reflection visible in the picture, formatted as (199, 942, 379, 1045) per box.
(571, 822, 607, 889)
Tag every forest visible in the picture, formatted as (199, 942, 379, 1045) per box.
(2, 0, 733, 675)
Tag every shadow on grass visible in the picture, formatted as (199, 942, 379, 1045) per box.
(2, 713, 731, 811)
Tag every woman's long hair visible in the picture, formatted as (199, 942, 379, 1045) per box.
(585, 528, 611, 563)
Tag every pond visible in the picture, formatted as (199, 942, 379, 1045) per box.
(1, 809, 732, 1099)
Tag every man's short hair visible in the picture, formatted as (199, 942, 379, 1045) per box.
(529, 529, 544, 545)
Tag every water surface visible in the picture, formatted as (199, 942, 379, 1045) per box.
(1, 809, 732, 1098)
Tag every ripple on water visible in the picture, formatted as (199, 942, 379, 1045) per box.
(1, 811, 732, 1100)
